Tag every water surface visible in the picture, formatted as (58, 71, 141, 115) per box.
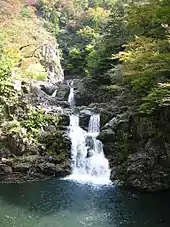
(0, 179, 170, 227)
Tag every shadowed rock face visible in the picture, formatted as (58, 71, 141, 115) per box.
(0, 128, 71, 182)
(98, 107, 170, 192)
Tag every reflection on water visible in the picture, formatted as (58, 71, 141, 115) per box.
(0, 179, 170, 227)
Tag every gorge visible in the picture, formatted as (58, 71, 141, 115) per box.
(0, 0, 170, 226)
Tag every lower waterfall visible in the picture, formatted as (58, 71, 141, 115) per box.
(67, 114, 111, 185)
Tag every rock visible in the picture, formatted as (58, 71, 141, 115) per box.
(1, 158, 13, 166)
(37, 162, 56, 175)
(41, 44, 64, 84)
(38, 131, 71, 165)
(55, 162, 71, 177)
(55, 82, 70, 101)
(85, 136, 94, 149)
(44, 125, 57, 133)
(102, 106, 170, 191)
(73, 79, 92, 106)
(98, 128, 115, 143)
(7, 133, 26, 156)
(29, 86, 69, 108)
(79, 109, 92, 130)
(102, 117, 117, 129)
(100, 110, 116, 128)
(57, 100, 69, 108)
(0, 164, 13, 175)
(40, 84, 58, 96)
(86, 150, 93, 158)
(113, 179, 124, 187)
(0, 146, 11, 158)
(25, 144, 40, 155)
(58, 114, 70, 127)
(12, 163, 32, 173)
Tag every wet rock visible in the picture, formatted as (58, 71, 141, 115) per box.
(86, 136, 94, 149)
(73, 79, 92, 106)
(79, 109, 92, 130)
(86, 150, 93, 158)
(102, 117, 117, 130)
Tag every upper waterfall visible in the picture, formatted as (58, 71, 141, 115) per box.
(68, 81, 75, 106)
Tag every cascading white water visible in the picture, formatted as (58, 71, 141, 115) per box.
(68, 87, 75, 106)
(88, 114, 100, 136)
(68, 81, 75, 106)
(51, 89, 57, 97)
(65, 81, 111, 185)
(67, 114, 111, 185)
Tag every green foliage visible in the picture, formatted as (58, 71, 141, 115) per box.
(21, 106, 59, 140)
(140, 85, 170, 114)
(111, 0, 170, 113)
(20, 8, 33, 18)
(2, 105, 59, 142)
(0, 46, 20, 121)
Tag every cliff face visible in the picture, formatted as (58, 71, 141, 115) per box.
(99, 106, 170, 192)
(0, 0, 64, 85)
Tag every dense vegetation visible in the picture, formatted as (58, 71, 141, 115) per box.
(0, 0, 169, 145)
(0, 0, 59, 144)
(37, 0, 170, 113)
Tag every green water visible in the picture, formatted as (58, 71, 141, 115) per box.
(0, 179, 170, 227)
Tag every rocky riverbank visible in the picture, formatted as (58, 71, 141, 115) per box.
(0, 81, 72, 183)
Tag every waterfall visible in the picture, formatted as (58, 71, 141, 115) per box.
(88, 114, 100, 137)
(67, 114, 111, 185)
(51, 89, 57, 97)
(68, 87, 75, 106)
(65, 81, 110, 185)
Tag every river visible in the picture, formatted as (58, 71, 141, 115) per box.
(0, 179, 170, 227)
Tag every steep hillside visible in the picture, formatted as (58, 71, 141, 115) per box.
(0, 0, 70, 183)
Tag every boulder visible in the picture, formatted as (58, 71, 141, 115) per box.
(79, 109, 92, 130)
(44, 125, 57, 133)
(86, 150, 93, 158)
(12, 163, 32, 173)
(55, 162, 71, 177)
(40, 84, 58, 96)
(1, 158, 13, 166)
(6, 133, 26, 156)
(0, 146, 11, 158)
(37, 162, 56, 175)
(98, 128, 115, 143)
(0, 164, 13, 175)
(55, 82, 70, 101)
